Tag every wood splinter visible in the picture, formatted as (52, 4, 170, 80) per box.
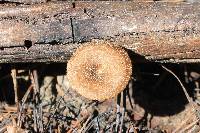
(67, 41, 132, 101)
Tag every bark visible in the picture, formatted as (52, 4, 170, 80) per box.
(0, 1, 200, 63)
(0, 0, 47, 4)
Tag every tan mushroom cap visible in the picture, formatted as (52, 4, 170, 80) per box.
(67, 41, 132, 101)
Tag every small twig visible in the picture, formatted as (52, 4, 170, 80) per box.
(33, 107, 38, 132)
(161, 65, 198, 116)
(17, 84, 34, 127)
(32, 70, 40, 103)
(119, 89, 127, 133)
(11, 68, 26, 129)
(31, 69, 42, 132)
(0, 112, 10, 121)
(178, 119, 199, 133)
(17, 104, 23, 127)
(127, 81, 134, 109)
(30, 71, 37, 132)
(161, 65, 200, 133)
(172, 111, 194, 133)
(119, 108, 125, 133)
(80, 114, 93, 132)
(21, 84, 33, 106)
(116, 93, 121, 132)
(39, 105, 44, 132)
(81, 111, 110, 133)
(184, 64, 189, 83)
(188, 124, 199, 133)
(0, 126, 7, 132)
(162, 65, 191, 102)
(95, 117, 100, 133)
(82, 116, 96, 133)
(30, 69, 45, 132)
(11, 68, 18, 106)
(147, 113, 152, 128)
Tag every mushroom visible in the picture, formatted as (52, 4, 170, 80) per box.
(67, 41, 132, 101)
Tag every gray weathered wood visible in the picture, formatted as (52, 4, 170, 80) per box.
(0, 0, 47, 4)
(0, 1, 200, 63)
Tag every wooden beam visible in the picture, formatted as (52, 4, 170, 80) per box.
(0, 1, 200, 63)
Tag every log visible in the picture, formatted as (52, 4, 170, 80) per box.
(0, 0, 47, 4)
(0, 1, 200, 63)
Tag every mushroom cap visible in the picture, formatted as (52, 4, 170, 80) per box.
(67, 41, 132, 101)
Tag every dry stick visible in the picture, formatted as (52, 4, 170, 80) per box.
(81, 109, 100, 133)
(11, 68, 24, 129)
(127, 81, 134, 109)
(32, 70, 40, 103)
(0, 112, 10, 121)
(32, 69, 44, 133)
(188, 124, 199, 133)
(17, 84, 34, 127)
(30, 70, 39, 132)
(172, 111, 194, 133)
(80, 114, 93, 132)
(178, 119, 199, 133)
(0, 126, 7, 132)
(81, 109, 106, 133)
(161, 65, 192, 104)
(184, 64, 189, 84)
(30, 71, 37, 132)
(116, 93, 121, 132)
(82, 116, 96, 133)
(39, 105, 44, 132)
(16, 105, 23, 127)
(161, 65, 200, 126)
(119, 108, 125, 133)
(21, 84, 33, 105)
(95, 117, 100, 133)
(11, 68, 18, 107)
(119, 89, 127, 133)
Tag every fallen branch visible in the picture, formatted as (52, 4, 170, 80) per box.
(0, 2, 200, 63)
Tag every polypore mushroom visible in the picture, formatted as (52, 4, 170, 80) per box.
(67, 41, 132, 101)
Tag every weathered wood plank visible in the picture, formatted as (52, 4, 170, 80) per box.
(0, 0, 47, 4)
(0, 1, 200, 63)
(0, 2, 73, 47)
(0, 44, 80, 63)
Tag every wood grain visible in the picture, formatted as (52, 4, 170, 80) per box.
(0, 1, 200, 63)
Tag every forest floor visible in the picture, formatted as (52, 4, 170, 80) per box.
(0, 63, 200, 133)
